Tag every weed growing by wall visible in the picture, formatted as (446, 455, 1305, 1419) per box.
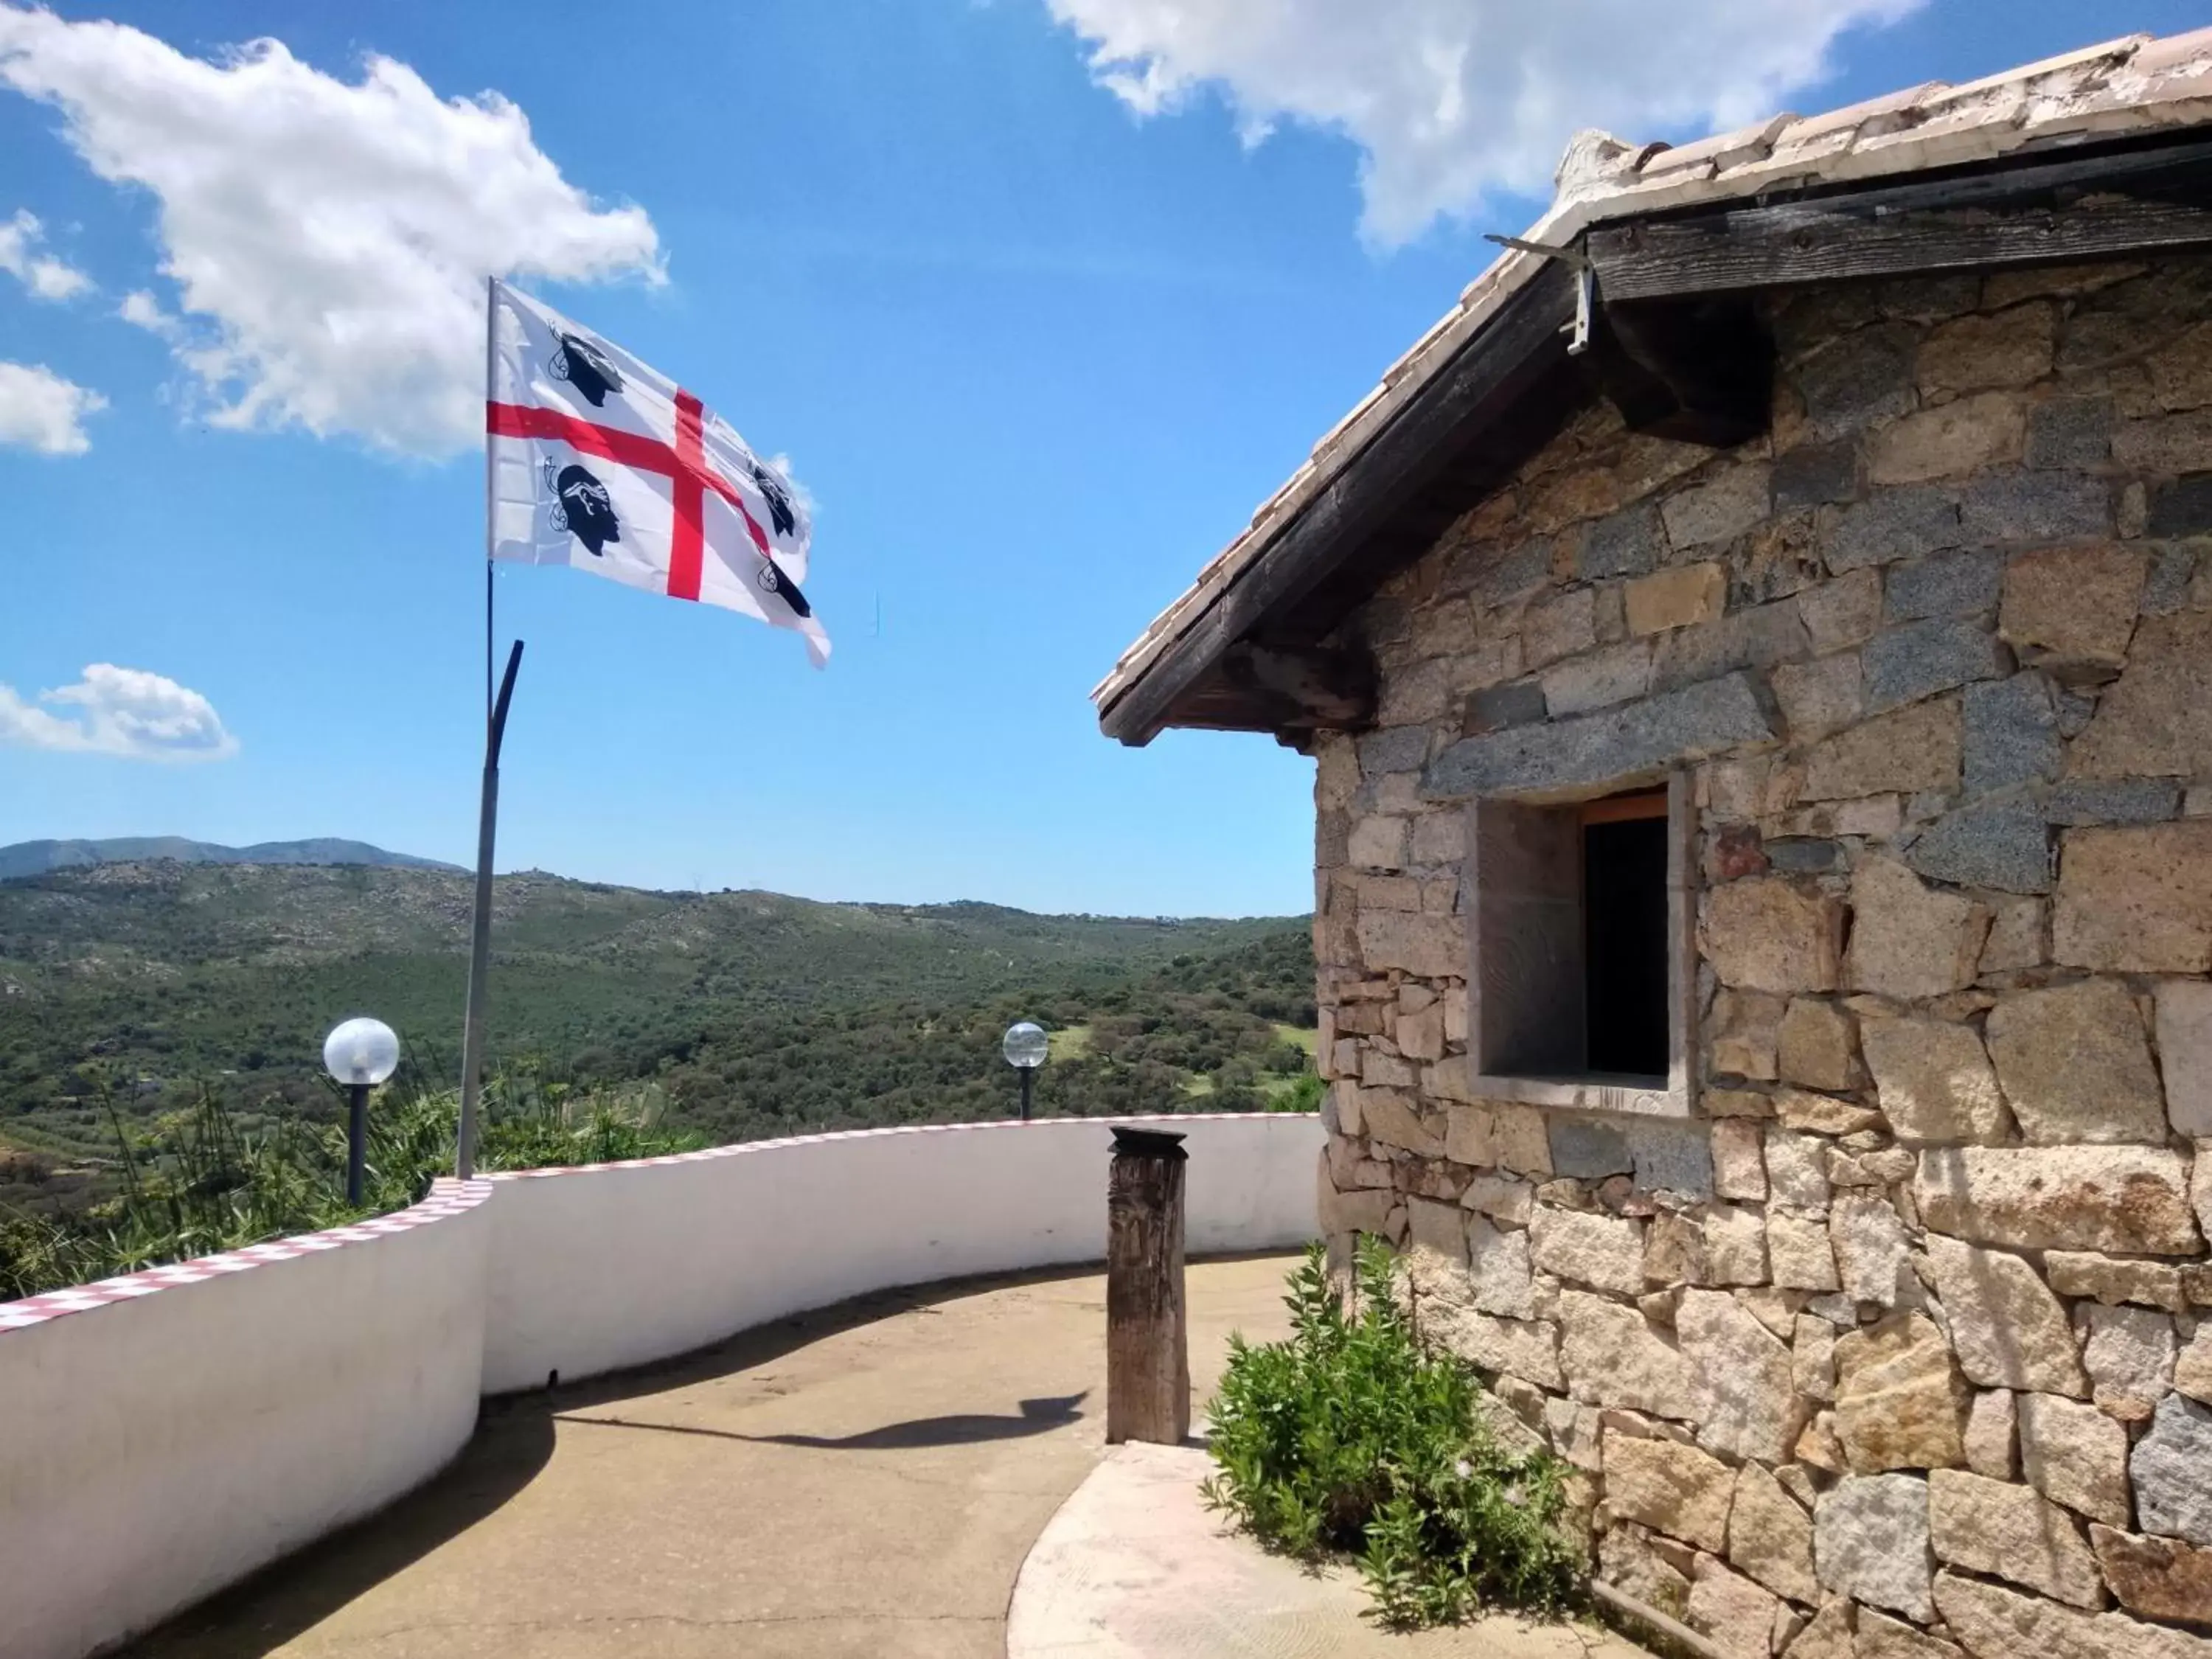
(1202, 1237, 1577, 1627)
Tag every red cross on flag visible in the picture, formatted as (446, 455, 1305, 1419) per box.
(487, 280, 830, 666)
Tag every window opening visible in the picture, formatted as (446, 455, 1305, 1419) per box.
(1467, 777, 1688, 1114)
(1581, 791, 1668, 1078)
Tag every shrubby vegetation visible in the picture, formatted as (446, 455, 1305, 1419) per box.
(0, 863, 1317, 1194)
(0, 862, 1318, 1294)
(655, 928, 1318, 1141)
(1203, 1239, 1579, 1629)
(0, 1073, 703, 1301)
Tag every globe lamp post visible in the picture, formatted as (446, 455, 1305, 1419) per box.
(1003, 1021, 1048, 1122)
(323, 1018, 400, 1205)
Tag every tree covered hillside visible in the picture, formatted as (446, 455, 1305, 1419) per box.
(0, 860, 1315, 1172)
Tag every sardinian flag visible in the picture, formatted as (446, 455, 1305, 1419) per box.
(487, 280, 829, 666)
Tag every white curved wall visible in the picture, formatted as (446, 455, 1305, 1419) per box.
(0, 1179, 492, 1659)
(0, 1114, 1320, 1658)
(479, 1113, 1324, 1393)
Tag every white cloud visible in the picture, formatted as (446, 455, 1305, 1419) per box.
(1044, 0, 1923, 245)
(117, 287, 181, 340)
(0, 664, 237, 762)
(0, 7, 663, 457)
(0, 206, 90, 298)
(0, 359, 104, 453)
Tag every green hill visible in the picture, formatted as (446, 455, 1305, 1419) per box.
(0, 835, 461, 881)
(0, 861, 1315, 1176)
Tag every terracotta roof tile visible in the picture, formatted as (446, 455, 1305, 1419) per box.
(1634, 113, 1797, 181)
(1936, 34, 2148, 102)
(1848, 98, 2025, 169)
(2132, 24, 2212, 76)
(1770, 80, 1943, 150)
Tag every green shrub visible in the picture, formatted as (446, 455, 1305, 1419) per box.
(1201, 1237, 1579, 1628)
(0, 1074, 704, 1302)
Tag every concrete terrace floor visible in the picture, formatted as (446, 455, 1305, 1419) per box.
(1011, 1441, 1651, 1659)
(124, 1256, 1298, 1659)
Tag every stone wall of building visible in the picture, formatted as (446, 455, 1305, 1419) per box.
(1312, 257, 2212, 1658)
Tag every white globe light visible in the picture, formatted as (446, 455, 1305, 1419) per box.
(323, 1017, 400, 1087)
(1002, 1021, 1048, 1070)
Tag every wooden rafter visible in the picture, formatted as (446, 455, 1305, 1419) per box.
(1585, 296, 1773, 448)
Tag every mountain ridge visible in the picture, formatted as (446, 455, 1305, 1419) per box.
(0, 837, 464, 882)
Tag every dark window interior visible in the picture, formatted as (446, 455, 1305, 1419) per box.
(1582, 810, 1668, 1077)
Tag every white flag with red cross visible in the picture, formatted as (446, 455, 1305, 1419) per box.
(486, 280, 830, 666)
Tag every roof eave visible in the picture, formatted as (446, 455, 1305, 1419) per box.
(1095, 26, 2212, 745)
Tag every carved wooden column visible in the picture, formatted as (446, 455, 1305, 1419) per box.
(1106, 1127, 1189, 1445)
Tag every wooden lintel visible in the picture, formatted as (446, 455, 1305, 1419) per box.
(1587, 138, 2212, 302)
(1586, 296, 1772, 448)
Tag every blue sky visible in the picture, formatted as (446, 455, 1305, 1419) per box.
(0, 0, 2197, 915)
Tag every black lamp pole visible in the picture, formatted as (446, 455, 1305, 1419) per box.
(324, 1016, 397, 1204)
(346, 1082, 370, 1205)
(1002, 1022, 1047, 1124)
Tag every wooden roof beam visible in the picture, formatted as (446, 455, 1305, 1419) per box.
(1586, 134, 2212, 302)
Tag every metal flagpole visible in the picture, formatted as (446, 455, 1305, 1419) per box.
(456, 641, 520, 1178)
(458, 278, 522, 1180)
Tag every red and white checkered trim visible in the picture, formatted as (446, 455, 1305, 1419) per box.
(0, 1115, 1292, 1327)
(0, 1178, 494, 1338)
(485, 1113, 1280, 1180)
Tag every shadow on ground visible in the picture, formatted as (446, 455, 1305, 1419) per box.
(560, 1389, 1090, 1450)
(117, 1262, 1124, 1659)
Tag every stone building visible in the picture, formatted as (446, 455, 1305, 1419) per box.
(1094, 32, 2212, 1659)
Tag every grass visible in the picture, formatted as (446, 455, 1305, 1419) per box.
(1259, 1028, 1321, 1102)
(1178, 1027, 1321, 1106)
(0, 1072, 704, 1303)
(1033, 1018, 1297, 1071)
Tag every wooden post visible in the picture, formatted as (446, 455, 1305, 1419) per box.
(1106, 1127, 1189, 1445)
